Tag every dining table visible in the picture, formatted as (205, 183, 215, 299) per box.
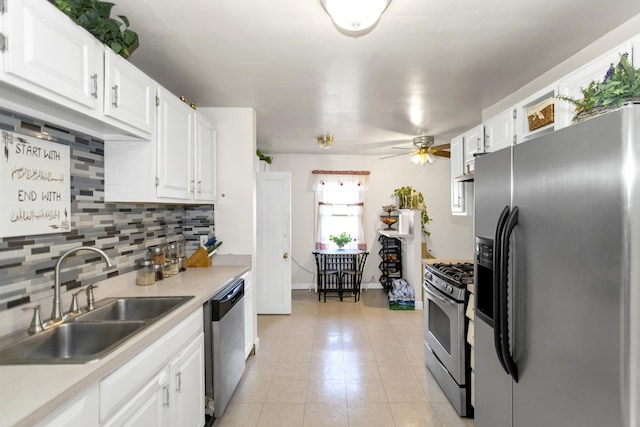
(312, 249, 369, 302)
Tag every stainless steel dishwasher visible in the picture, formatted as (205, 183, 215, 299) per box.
(203, 277, 245, 421)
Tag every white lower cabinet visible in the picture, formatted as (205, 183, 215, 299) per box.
(102, 369, 169, 427)
(100, 309, 204, 426)
(242, 271, 254, 358)
(36, 385, 99, 427)
(169, 335, 205, 427)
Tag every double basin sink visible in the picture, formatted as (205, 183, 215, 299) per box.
(0, 296, 193, 365)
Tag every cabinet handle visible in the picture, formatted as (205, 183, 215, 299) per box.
(197, 180, 202, 194)
(112, 85, 119, 107)
(163, 385, 170, 406)
(176, 372, 182, 392)
(90, 74, 98, 98)
(190, 180, 195, 194)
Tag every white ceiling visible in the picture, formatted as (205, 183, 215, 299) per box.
(113, 0, 640, 155)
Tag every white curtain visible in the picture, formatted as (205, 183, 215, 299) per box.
(313, 171, 369, 250)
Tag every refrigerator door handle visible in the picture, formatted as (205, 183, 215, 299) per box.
(501, 205, 520, 382)
(493, 205, 511, 375)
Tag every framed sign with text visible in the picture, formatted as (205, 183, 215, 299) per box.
(1, 131, 71, 238)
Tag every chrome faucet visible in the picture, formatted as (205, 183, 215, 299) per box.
(51, 246, 114, 323)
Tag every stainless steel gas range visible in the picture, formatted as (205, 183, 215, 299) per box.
(423, 261, 474, 417)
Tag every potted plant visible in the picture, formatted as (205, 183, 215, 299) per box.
(256, 149, 272, 164)
(557, 53, 640, 122)
(392, 186, 432, 236)
(50, 0, 139, 59)
(329, 232, 352, 249)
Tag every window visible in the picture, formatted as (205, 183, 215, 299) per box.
(313, 170, 369, 250)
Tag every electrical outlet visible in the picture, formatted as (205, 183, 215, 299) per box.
(200, 235, 208, 247)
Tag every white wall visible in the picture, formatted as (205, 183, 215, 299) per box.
(269, 153, 474, 289)
(199, 107, 257, 257)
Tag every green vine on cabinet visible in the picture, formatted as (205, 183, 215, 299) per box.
(557, 53, 640, 121)
(50, 0, 139, 59)
(392, 186, 432, 236)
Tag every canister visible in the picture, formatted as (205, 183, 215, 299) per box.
(178, 256, 186, 272)
(154, 263, 164, 281)
(148, 246, 165, 266)
(136, 259, 155, 286)
(163, 260, 173, 278)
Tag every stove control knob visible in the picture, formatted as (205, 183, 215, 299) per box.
(425, 272, 432, 281)
(446, 285, 453, 294)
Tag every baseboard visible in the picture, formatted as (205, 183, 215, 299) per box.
(291, 282, 384, 290)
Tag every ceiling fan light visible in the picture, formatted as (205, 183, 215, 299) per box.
(412, 152, 428, 164)
(321, 0, 391, 37)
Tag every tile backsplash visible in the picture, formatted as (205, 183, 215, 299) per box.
(0, 110, 214, 311)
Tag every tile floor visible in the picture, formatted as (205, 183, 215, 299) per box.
(214, 289, 475, 427)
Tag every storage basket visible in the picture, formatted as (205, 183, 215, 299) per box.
(527, 97, 555, 131)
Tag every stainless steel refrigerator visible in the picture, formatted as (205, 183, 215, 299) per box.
(474, 103, 640, 427)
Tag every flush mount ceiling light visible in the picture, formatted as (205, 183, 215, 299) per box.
(320, 0, 392, 37)
(317, 134, 334, 149)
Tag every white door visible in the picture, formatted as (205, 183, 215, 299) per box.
(257, 172, 291, 314)
(484, 109, 514, 153)
(194, 114, 217, 202)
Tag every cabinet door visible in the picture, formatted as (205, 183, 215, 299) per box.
(102, 370, 170, 427)
(103, 49, 155, 136)
(157, 87, 194, 199)
(463, 124, 484, 165)
(2, 0, 101, 110)
(169, 334, 205, 427)
(194, 114, 217, 202)
(450, 134, 466, 215)
(242, 271, 254, 358)
(35, 385, 99, 427)
(484, 109, 514, 153)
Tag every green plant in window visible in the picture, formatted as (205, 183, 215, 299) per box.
(392, 186, 432, 236)
(50, 0, 139, 59)
(329, 232, 352, 249)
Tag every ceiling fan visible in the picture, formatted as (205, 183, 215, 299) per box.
(380, 136, 451, 164)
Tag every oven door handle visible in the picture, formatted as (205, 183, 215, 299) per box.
(493, 205, 511, 375)
(423, 281, 457, 307)
(500, 205, 519, 382)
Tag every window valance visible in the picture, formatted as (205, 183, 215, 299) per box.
(312, 170, 370, 191)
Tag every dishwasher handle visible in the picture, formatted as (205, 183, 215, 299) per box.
(210, 278, 245, 321)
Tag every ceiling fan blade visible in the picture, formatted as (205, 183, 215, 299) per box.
(432, 143, 450, 150)
(391, 147, 413, 150)
(380, 152, 412, 160)
(432, 150, 451, 158)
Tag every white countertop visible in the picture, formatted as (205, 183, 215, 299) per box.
(0, 263, 249, 427)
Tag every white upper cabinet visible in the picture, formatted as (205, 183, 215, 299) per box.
(104, 49, 155, 137)
(463, 124, 484, 167)
(556, 41, 632, 129)
(450, 134, 467, 215)
(157, 87, 195, 200)
(194, 114, 217, 202)
(105, 88, 217, 204)
(1, 0, 102, 111)
(483, 109, 514, 153)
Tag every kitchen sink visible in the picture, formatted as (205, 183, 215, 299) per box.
(73, 296, 193, 322)
(0, 321, 146, 364)
(0, 295, 194, 365)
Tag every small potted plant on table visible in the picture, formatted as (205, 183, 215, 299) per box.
(329, 232, 352, 249)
